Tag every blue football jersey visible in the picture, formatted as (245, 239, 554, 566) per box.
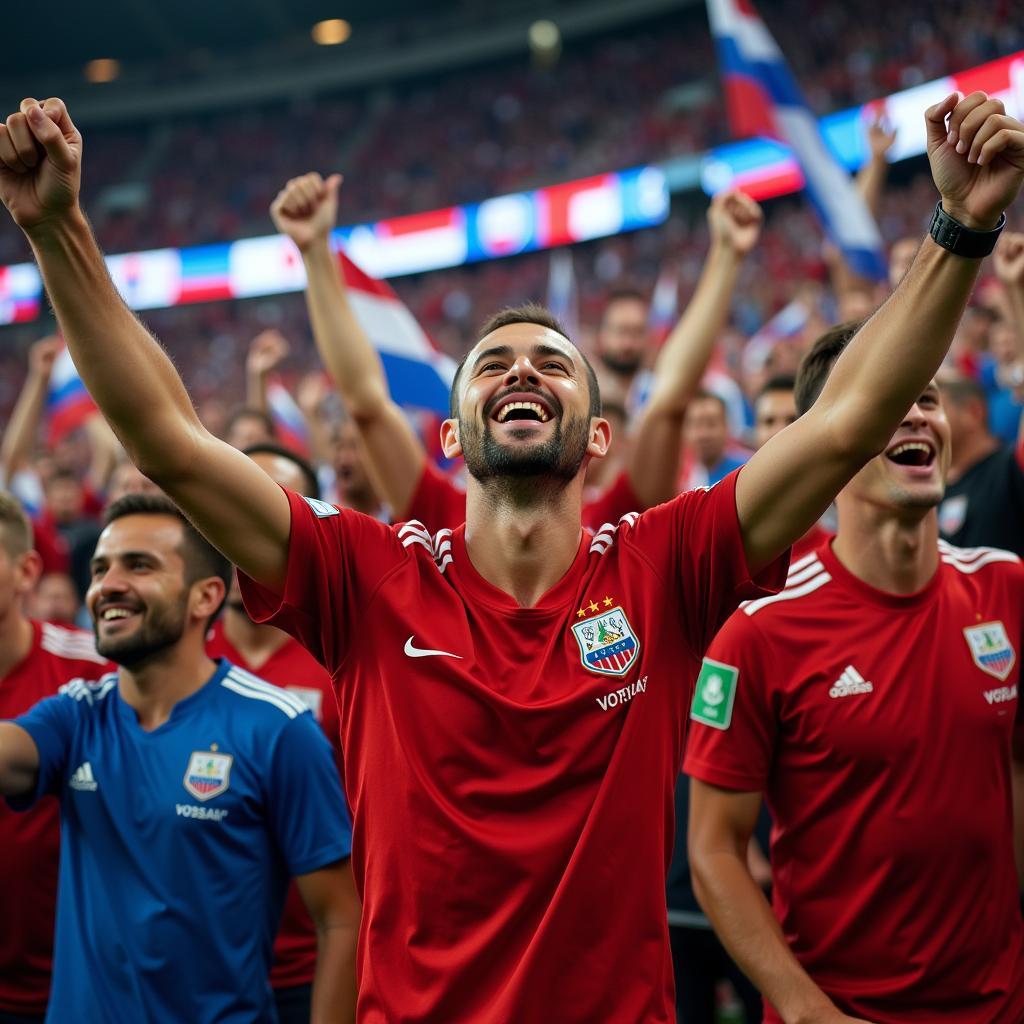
(8, 658, 352, 1024)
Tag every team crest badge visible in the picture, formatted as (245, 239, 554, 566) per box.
(571, 605, 640, 677)
(183, 751, 233, 802)
(964, 621, 1016, 681)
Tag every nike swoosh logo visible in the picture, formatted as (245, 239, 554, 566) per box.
(404, 636, 463, 660)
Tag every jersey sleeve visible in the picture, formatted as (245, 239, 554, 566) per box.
(582, 470, 642, 531)
(405, 461, 466, 532)
(5, 691, 78, 810)
(238, 488, 407, 671)
(683, 611, 777, 792)
(624, 468, 789, 657)
(265, 713, 353, 877)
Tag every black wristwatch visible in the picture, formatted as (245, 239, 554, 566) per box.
(928, 201, 1006, 258)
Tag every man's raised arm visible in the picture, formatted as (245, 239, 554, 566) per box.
(737, 92, 1024, 573)
(0, 98, 290, 590)
(628, 190, 761, 507)
(271, 173, 427, 518)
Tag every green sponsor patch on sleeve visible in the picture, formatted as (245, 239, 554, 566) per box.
(690, 657, 738, 730)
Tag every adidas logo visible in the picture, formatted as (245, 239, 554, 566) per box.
(829, 665, 874, 699)
(69, 762, 98, 792)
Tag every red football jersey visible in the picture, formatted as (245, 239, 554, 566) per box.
(0, 621, 109, 1015)
(685, 540, 1024, 1023)
(206, 619, 344, 990)
(408, 460, 643, 532)
(239, 472, 786, 1022)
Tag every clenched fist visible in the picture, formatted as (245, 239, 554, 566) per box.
(270, 172, 342, 253)
(0, 98, 82, 234)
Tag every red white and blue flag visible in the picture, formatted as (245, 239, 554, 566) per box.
(46, 345, 97, 445)
(338, 251, 456, 416)
(266, 379, 311, 456)
(706, 0, 887, 281)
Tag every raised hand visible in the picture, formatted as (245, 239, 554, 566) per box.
(27, 335, 64, 378)
(270, 172, 342, 253)
(246, 329, 291, 377)
(708, 189, 763, 257)
(926, 91, 1024, 230)
(0, 98, 82, 233)
(994, 231, 1024, 286)
(867, 115, 897, 160)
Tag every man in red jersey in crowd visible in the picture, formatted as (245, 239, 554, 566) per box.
(1, 90, 1021, 1022)
(686, 321, 1024, 1023)
(270, 172, 764, 533)
(206, 442, 354, 1024)
(0, 491, 108, 1024)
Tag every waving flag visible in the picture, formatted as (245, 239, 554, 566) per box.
(742, 297, 813, 375)
(338, 252, 456, 416)
(545, 248, 579, 341)
(46, 345, 97, 445)
(266, 379, 311, 456)
(706, 0, 886, 281)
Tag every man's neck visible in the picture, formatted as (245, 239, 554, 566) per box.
(946, 430, 998, 485)
(464, 475, 585, 607)
(831, 503, 940, 596)
(117, 638, 217, 732)
(0, 612, 34, 680)
(221, 607, 290, 670)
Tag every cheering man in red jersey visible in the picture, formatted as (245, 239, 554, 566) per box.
(0, 90, 1021, 1022)
(686, 321, 1024, 1023)
(0, 491, 108, 1023)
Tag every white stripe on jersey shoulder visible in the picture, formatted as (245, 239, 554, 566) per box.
(59, 675, 117, 704)
(399, 522, 454, 574)
(40, 623, 107, 664)
(588, 512, 640, 555)
(742, 560, 832, 617)
(938, 539, 1020, 575)
(221, 666, 307, 719)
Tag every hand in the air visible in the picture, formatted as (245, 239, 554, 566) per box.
(0, 98, 82, 233)
(270, 172, 342, 253)
(708, 188, 763, 258)
(925, 91, 1024, 230)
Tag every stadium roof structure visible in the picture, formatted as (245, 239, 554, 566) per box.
(3, 0, 688, 124)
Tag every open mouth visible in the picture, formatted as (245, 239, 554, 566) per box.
(97, 604, 142, 626)
(491, 393, 554, 425)
(885, 439, 936, 469)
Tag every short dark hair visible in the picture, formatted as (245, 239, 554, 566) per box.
(225, 406, 277, 439)
(794, 321, 866, 417)
(689, 389, 727, 416)
(603, 287, 647, 310)
(449, 303, 602, 419)
(755, 374, 797, 404)
(104, 494, 232, 593)
(938, 373, 988, 409)
(242, 442, 320, 498)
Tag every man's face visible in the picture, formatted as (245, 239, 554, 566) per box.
(843, 382, 951, 513)
(29, 572, 80, 624)
(106, 463, 162, 506)
(754, 388, 797, 449)
(331, 422, 371, 500)
(0, 542, 38, 623)
(45, 477, 84, 525)
(226, 414, 274, 452)
(596, 297, 649, 376)
(87, 515, 192, 667)
(684, 397, 728, 468)
(888, 237, 919, 290)
(449, 323, 601, 485)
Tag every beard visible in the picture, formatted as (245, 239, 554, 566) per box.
(460, 410, 592, 491)
(94, 593, 188, 668)
(599, 351, 643, 376)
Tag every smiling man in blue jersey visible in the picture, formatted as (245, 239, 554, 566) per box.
(0, 493, 357, 1024)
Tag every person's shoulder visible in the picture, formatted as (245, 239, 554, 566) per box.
(937, 539, 1024, 584)
(217, 662, 315, 728)
(56, 672, 119, 710)
(736, 548, 836, 622)
(37, 621, 107, 668)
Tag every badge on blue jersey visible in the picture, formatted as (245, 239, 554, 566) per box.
(183, 750, 233, 801)
(963, 621, 1016, 681)
(571, 604, 640, 678)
